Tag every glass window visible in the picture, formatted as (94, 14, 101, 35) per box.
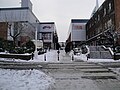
(109, 3, 112, 12)
(42, 33, 51, 40)
(107, 19, 112, 28)
(98, 15, 100, 21)
(104, 8, 106, 16)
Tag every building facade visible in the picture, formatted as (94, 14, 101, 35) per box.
(66, 19, 88, 48)
(0, 0, 39, 45)
(86, 0, 120, 46)
(38, 22, 58, 49)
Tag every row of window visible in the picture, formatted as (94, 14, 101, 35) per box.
(86, 0, 114, 39)
(87, 1, 114, 29)
(87, 19, 113, 39)
(42, 33, 52, 40)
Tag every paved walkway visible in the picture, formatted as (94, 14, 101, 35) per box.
(41, 50, 120, 90)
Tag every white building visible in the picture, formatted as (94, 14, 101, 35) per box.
(38, 22, 58, 49)
(66, 19, 88, 48)
(0, 0, 39, 45)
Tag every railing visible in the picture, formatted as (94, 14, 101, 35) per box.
(101, 45, 120, 60)
(85, 45, 90, 56)
(101, 45, 114, 56)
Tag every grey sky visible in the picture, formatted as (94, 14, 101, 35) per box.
(0, 0, 105, 42)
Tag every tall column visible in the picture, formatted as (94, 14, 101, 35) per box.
(34, 21, 38, 59)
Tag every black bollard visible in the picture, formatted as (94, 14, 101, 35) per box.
(58, 54, 59, 61)
(44, 54, 46, 61)
(72, 54, 74, 61)
(32, 52, 34, 60)
(57, 50, 60, 61)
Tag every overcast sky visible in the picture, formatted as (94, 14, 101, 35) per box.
(0, 0, 105, 42)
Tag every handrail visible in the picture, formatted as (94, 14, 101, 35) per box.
(108, 47, 114, 56)
(85, 45, 90, 56)
(101, 45, 114, 56)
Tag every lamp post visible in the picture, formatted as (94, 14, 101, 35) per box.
(34, 20, 38, 59)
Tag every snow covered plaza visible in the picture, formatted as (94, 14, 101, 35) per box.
(0, 0, 120, 89)
(0, 50, 120, 90)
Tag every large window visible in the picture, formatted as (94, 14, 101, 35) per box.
(104, 8, 106, 16)
(109, 3, 112, 12)
(107, 19, 112, 28)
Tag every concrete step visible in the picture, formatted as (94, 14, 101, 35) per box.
(80, 68, 110, 73)
(0, 65, 42, 69)
(75, 65, 104, 69)
(100, 63, 120, 68)
(47, 63, 97, 67)
(82, 72, 116, 79)
(45, 63, 99, 69)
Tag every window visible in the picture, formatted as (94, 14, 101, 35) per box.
(98, 15, 100, 21)
(109, 3, 112, 12)
(105, 23, 107, 29)
(107, 19, 112, 28)
(42, 33, 51, 40)
(104, 8, 106, 16)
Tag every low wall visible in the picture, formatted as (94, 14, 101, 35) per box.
(0, 53, 32, 60)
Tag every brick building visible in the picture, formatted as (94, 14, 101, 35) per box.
(86, 0, 120, 46)
(0, 22, 8, 40)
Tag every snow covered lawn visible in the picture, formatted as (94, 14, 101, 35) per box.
(0, 69, 55, 90)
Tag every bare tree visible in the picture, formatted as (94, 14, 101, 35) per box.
(8, 22, 25, 47)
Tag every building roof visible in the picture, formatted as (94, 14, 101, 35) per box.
(71, 19, 89, 23)
(40, 22, 55, 24)
(0, 7, 29, 11)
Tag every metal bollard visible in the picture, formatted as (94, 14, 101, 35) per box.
(58, 54, 59, 61)
(57, 50, 60, 61)
(44, 54, 46, 61)
(72, 54, 74, 61)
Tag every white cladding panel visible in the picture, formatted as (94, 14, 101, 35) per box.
(0, 9, 38, 24)
(0, 9, 28, 22)
(72, 30, 86, 41)
(28, 11, 38, 23)
(71, 23, 86, 41)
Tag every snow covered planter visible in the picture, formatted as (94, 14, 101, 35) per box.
(0, 53, 32, 60)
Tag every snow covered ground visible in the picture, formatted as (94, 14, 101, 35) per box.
(0, 69, 55, 90)
(0, 50, 120, 90)
(0, 50, 59, 90)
